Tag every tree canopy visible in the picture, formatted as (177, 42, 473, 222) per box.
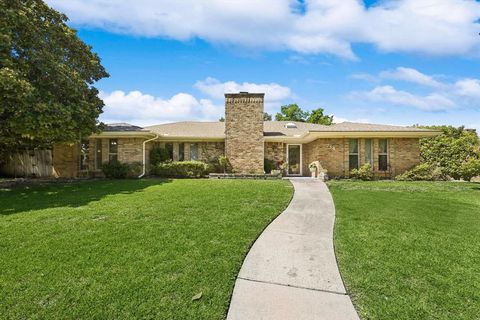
(0, 0, 109, 158)
(275, 104, 333, 125)
(419, 125, 480, 180)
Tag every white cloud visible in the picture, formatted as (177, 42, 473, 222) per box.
(356, 85, 456, 111)
(46, 0, 480, 59)
(99, 90, 222, 126)
(194, 77, 292, 101)
(455, 78, 480, 100)
(380, 67, 444, 88)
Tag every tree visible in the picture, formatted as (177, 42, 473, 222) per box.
(275, 104, 308, 122)
(306, 108, 333, 125)
(0, 0, 109, 159)
(419, 126, 480, 180)
(219, 117, 225, 122)
(275, 104, 333, 125)
(263, 112, 272, 121)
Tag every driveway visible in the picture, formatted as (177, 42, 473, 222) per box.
(227, 178, 359, 320)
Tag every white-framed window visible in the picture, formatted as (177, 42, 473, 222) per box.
(349, 139, 359, 170)
(190, 143, 198, 160)
(378, 139, 389, 171)
(109, 139, 118, 162)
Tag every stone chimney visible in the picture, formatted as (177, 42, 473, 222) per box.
(224, 92, 265, 173)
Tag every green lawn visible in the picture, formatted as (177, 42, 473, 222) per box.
(0, 179, 293, 319)
(328, 181, 480, 320)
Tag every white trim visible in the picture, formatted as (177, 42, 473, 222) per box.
(286, 144, 303, 176)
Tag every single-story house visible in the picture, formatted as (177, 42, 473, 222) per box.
(16, 92, 441, 178)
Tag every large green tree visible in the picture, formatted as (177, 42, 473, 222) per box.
(275, 104, 333, 125)
(419, 125, 480, 180)
(0, 0, 108, 159)
(306, 108, 333, 125)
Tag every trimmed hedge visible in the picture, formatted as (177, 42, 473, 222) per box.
(153, 161, 207, 178)
(102, 161, 142, 179)
(349, 163, 373, 181)
(395, 163, 448, 181)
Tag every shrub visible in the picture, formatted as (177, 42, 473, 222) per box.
(395, 163, 448, 181)
(102, 160, 131, 179)
(150, 147, 171, 165)
(349, 163, 373, 181)
(206, 156, 232, 173)
(218, 156, 231, 173)
(419, 125, 479, 179)
(459, 158, 480, 181)
(153, 161, 207, 178)
(264, 159, 275, 174)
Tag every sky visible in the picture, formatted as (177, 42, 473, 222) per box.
(46, 0, 480, 130)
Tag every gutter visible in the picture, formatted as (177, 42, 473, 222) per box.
(138, 134, 160, 178)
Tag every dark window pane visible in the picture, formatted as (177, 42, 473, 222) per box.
(379, 155, 388, 171)
(179, 143, 184, 161)
(379, 139, 388, 154)
(288, 145, 301, 175)
(95, 139, 102, 170)
(165, 143, 173, 160)
(109, 154, 118, 162)
(349, 139, 358, 154)
(349, 155, 359, 170)
(109, 139, 118, 154)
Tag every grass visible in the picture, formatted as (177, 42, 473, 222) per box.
(328, 180, 480, 320)
(0, 178, 293, 319)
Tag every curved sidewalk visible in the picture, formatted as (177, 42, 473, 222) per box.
(227, 178, 359, 320)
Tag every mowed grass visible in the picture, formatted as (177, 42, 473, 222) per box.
(328, 181, 480, 320)
(0, 179, 293, 319)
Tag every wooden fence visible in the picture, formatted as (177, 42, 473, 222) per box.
(0, 150, 54, 178)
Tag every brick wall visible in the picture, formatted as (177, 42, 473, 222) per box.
(52, 143, 79, 178)
(225, 93, 265, 173)
(303, 138, 421, 178)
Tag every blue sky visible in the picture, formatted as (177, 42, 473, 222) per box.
(47, 0, 480, 130)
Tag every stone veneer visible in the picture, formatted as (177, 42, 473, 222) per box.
(225, 93, 265, 173)
(264, 142, 286, 164)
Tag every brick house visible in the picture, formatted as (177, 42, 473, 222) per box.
(44, 92, 440, 178)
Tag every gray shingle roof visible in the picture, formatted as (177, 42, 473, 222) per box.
(104, 123, 145, 132)
(144, 121, 436, 138)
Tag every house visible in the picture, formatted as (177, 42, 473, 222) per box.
(34, 92, 441, 178)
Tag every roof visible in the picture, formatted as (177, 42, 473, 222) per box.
(142, 121, 439, 140)
(103, 123, 146, 132)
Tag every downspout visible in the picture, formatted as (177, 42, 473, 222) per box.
(139, 134, 159, 178)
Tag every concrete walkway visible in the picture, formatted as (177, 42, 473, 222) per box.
(227, 178, 359, 320)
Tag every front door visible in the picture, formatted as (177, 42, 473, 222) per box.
(287, 144, 302, 176)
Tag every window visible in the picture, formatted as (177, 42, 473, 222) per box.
(165, 143, 174, 161)
(80, 139, 89, 171)
(364, 139, 373, 166)
(179, 143, 185, 161)
(109, 139, 118, 162)
(378, 139, 389, 171)
(190, 143, 198, 160)
(349, 139, 359, 170)
(95, 139, 102, 170)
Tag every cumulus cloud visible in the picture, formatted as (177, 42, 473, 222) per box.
(46, 0, 480, 59)
(355, 85, 456, 111)
(99, 78, 295, 125)
(194, 77, 292, 101)
(455, 78, 480, 100)
(99, 90, 222, 126)
(380, 67, 444, 88)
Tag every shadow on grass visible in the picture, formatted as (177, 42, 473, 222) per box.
(0, 178, 171, 216)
